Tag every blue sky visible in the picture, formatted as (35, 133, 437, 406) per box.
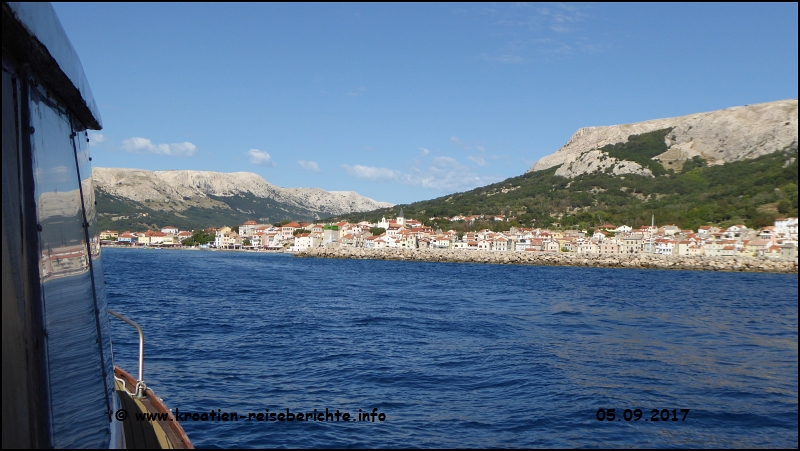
(53, 3, 798, 205)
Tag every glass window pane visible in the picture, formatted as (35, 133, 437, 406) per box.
(29, 83, 110, 449)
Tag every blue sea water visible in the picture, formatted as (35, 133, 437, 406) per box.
(102, 248, 798, 448)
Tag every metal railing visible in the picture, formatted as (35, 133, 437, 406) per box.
(109, 309, 147, 398)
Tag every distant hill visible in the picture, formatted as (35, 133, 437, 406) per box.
(530, 99, 797, 178)
(332, 100, 799, 231)
(94, 168, 392, 231)
(336, 144, 797, 231)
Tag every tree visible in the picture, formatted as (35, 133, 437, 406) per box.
(183, 229, 215, 246)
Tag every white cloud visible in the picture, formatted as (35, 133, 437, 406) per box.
(467, 155, 487, 166)
(247, 149, 275, 166)
(419, 147, 430, 156)
(479, 53, 526, 64)
(347, 87, 368, 97)
(121, 137, 197, 156)
(341, 157, 499, 192)
(450, 136, 473, 150)
(479, 3, 598, 62)
(297, 160, 321, 172)
(451, 136, 490, 153)
(88, 133, 105, 146)
(35, 165, 72, 185)
(415, 156, 495, 190)
(341, 164, 400, 181)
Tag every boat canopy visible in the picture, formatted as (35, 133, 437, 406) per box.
(3, 2, 102, 129)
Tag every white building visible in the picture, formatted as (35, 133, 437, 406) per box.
(240, 220, 259, 238)
(294, 233, 320, 250)
(615, 225, 632, 233)
(775, 217, 798, 237)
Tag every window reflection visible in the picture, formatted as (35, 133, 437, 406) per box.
(29, 82, 111, 448)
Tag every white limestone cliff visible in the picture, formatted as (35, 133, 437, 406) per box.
(92, 168, 392, 215)
(554, 150, 653, 178)
(529, 99, 798, 177)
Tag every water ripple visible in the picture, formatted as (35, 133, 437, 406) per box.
(103, 249, 797, 448)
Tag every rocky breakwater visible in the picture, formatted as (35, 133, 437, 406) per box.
(295, 248, 798, 273)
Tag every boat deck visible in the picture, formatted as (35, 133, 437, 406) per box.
(114, 367, 193, 449)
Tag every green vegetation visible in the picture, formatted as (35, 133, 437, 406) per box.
(680, 156, 708, 172)
(369, 227, 385, 236)
(600, 128, 672, 176)
(96, 191, 334, 231)
(96, 127, 798, 234)
(181, 229, 215, 246)
(333, 143, 798, 232)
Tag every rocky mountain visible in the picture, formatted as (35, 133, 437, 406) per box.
(332, 99, 798, 231)
(529, 99, 798, 178)
(93, 168, 392, 230)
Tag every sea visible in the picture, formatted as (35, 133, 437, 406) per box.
(102, 247, 798, 448)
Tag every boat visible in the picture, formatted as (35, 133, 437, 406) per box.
(2, 2, 191, 448)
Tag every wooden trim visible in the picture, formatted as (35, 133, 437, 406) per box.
(115, 366, 193, 449)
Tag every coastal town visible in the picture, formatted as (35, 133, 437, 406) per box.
(100, 209, 799, 262)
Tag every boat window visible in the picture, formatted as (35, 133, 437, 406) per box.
(73, 123, 116, 422)
(29, 81, 113, 448)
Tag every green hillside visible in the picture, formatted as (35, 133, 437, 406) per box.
(335, 130, 798, 232)
(95, 190, 335, 231)
(97, 127, 798, 233)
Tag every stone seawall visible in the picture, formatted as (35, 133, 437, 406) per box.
(295, 248, 798, 273)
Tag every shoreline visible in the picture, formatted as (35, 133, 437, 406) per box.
(101, 245, 288, 253)
(295, 247, 798, 274)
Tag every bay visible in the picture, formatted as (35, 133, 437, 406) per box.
(102, 248, 798, 448)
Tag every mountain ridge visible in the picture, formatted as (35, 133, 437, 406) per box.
(529, 99, 798, 178)
(329, 97, 799, 231)
(93, 167, 392, 230)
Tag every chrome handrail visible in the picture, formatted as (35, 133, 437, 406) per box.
(108, 309, 146, 398)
